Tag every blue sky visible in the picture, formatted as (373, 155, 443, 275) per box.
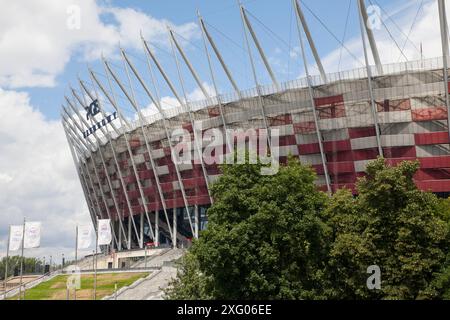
(21, 0, 432, 120)
(0, 0, 444, 259)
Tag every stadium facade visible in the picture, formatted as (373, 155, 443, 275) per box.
(61, 0, 450, 250)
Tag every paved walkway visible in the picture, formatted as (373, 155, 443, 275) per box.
(109, 248, 184, 300)
(114, 267, 177, 300)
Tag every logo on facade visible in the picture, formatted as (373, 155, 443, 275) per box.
(82, 99, 117, 139)
(85, 99, 100, 120)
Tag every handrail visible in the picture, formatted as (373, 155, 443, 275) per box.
(1, 271, 57, 299)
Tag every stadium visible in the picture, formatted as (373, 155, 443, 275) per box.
(61, 0, 450, 251)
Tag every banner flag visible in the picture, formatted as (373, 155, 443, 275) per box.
(77, 225, 92, 249)
(9, 225, 23, 251)
(24, 222, 41, 249)
(97, 219, 111, 246)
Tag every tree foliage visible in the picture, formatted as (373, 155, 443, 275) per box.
(165, 157, 450, 300)
(324, 159, 449, 299)
(0, 256, 44, 280)
(164, 252, 213, 300)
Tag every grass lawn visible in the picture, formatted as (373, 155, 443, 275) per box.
(9, 272, 149, 300)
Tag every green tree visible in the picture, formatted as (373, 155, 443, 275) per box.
(420, 197, 450, 299)
(324, 158, 449, 299)
(164, 252, 212, 300)
(169, 156, 330, 299)
(166, 157, 450, 299)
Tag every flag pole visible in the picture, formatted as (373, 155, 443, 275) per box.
(93, 218, 98, 300)
(75, 225, 78, 263)
(74, 225, 78, 301)
(18, 217, 25, 300)
(3, 225, 10, 299)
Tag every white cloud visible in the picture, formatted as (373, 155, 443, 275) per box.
(0, 0, 199, 88)
(105, 7, 199, 51)
(0, 88, 91, 259)
(139, 82, 215, 118)
(312, 0, 444, 75)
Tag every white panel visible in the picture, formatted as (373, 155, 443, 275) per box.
(346, 114, 374, 128)
(133, 154, 145, 165)
(409, 94, 445, 110)
(209, 174, 222, 184)
(354, 159, 371, 172)
(107, 165, 116, 174)
(271, 124, 294, 136)
(318, 117, 346, 130)
(351, 136, 378, 150)
(135, 146, 146, 155)
(416, 144, 450, 157)
(344, 102, 371, 117)
(156, 166, 169, 176)
(172, 181, 181, 190)
(291, 112, 314, 123)
(299, 154, 323, 165)
(377, 111, 412, 124)
(380, 134, 415, 147)
(199, 117, 222, 130)
(322, 128, 349, 141)
(380, 122, 412, 135)
(103, 149, 113, 159)
(373, 82, 443, 101)
(151, 148, 164, 159)
(225, 111, 245, 124)
(279, 145, 299, 157)
(115, 143, 127, 154)
(295, 133, 318, 144)
(413, 120, 448, 133)
(111, 180, 120, 189)
(178, 163, 193, 171)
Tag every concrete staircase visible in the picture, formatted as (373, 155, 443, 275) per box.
(129, 248, 171, 268)
(1, 275, 40, 292)
(104, 248, 185, 300)
(132, 248, 184, 269)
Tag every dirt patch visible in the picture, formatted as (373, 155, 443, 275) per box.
(50, 281, 67, 289)
(96, 273, 144, 286)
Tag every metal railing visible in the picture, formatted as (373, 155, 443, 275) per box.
(76, 55, 447, 156)
(1, 271, 60, 300)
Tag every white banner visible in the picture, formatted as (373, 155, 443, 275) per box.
(8, 225, 23, 251)
(24, 222, 41, 249)
(77, 225, 92, 249)
(97, 219, 111, 246)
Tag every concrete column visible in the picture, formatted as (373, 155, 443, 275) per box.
(140, 213, 144, 248)
(128, 217, 132, 249)
(118, 222, 122, 251)
(173, 209, 177, 249)
(155, 210, 159, 247)
(194, 205, 199, 238)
